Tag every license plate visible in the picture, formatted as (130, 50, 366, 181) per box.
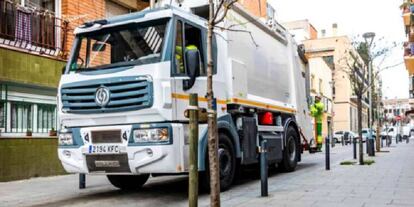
(89, 145, 120, 154)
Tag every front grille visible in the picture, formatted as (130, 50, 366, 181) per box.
(61, 76, 152, 113)
(86, 154, 130, 173)
(92, 130, 122, 143)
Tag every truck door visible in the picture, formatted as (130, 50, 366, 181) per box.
(171, 19, 208, 120)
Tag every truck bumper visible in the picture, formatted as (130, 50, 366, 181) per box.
(58, 123, 188, 175)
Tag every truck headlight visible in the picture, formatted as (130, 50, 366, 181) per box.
(58, 133, 73, 145)
(133, 128, 169, 143)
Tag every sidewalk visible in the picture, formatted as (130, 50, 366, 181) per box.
(0, 142, 412, 207)
(214, 142, 414, 207)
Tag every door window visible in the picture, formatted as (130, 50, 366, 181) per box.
(173, 20, 205, 76)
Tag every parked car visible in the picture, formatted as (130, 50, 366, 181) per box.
(333, 130, 356, 144)
(381, 126, 401, 142)
(361, 128, 376, 143)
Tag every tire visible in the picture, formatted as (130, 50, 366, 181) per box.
(107, 174, 149, 190)
(201, 133, 236, 192)
(278, 127, 299, 172)
(334, 138, 339, 143)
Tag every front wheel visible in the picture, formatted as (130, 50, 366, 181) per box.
(107, 174, 149, 190)
(201, 133, 236, 192)
(278, 127, 299, 172)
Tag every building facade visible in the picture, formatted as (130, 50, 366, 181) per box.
(282, 20, 369, 134)
(383, 98, 413, 125)
(304, 35, 370, 133)
(0, 0, 149, 137)
(402, 0, 414, 98)
(0, 0, 66, 137)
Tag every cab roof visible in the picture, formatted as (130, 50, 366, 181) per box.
(74, 5, 207, 35)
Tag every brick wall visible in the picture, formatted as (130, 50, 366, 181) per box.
(62, 0, 106, 54)
(239, 0, 267, 18)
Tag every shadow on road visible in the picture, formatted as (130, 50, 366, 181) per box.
(31, 161, 319, 207)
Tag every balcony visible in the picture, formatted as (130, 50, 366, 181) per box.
(0, 1, 69, 59)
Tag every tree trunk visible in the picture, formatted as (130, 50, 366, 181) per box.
(357, 96, 364, 165)
(207, 1, 220, 206)
(376, 121, 381, 152)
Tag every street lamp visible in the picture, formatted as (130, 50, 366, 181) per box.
(363, 32, 375, 156)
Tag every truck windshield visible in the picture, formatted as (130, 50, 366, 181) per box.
(68, 18, 170, 72)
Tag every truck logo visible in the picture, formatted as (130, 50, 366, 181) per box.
(95, 87, 110, 107)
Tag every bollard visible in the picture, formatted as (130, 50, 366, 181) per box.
(325, 137, 330, 170)
(371, 139, 375, 156)
(353, 137, 357, 160)
(188, 94, 199, 207)
(407, 136, 410, 144)
(260, 139, 268, 197)
(79, 173, 85, 189)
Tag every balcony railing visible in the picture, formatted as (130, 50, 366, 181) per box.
(0, 0, 69, 59)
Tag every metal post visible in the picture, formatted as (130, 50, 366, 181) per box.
(188, 94, 199, 207)
(79, 173, 85, 189)
(371, 138, 375, 156)
(353, 137, 357, 159)
(260, 139, 268, 197)
(325, 137, 330, 170)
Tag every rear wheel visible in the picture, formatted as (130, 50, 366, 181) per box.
(201, 133, 236, 192)
(107, 174, 149, 190)
(279, 127, 299, 172)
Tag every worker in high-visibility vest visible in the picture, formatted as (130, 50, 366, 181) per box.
(310, 96, 325, 151)
(175, 44, 198, 73)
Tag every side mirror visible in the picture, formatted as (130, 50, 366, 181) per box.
(183, 49, 200, 90)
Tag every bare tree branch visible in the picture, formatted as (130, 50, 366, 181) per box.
(215, 25, 259, 47)
(213, 0, 238, 24)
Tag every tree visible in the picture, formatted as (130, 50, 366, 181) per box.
(206, 1, 238, 206)
(341, 37, 396, 165)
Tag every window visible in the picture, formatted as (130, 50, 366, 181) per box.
(37, 104, 56, 133)
(184, 23, 205, 75)
(175, 20, 184, 74)
(69, 19, 169, 72)
(10, 102, 32, 133)
(0, 102, 4, 129)
(174, 20, 205, 75)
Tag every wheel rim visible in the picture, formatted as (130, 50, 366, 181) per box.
(288, 137, 296, 162)
(218, 145, 232, 179)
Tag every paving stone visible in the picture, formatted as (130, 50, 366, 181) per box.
(1, 142, 414, 207)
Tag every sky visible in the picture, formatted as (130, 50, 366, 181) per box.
(269, 0, 408, 99)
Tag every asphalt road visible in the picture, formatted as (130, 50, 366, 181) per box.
(1, 141, 412, 207)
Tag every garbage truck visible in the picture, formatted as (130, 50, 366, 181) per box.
(57, 2, 314, 191)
